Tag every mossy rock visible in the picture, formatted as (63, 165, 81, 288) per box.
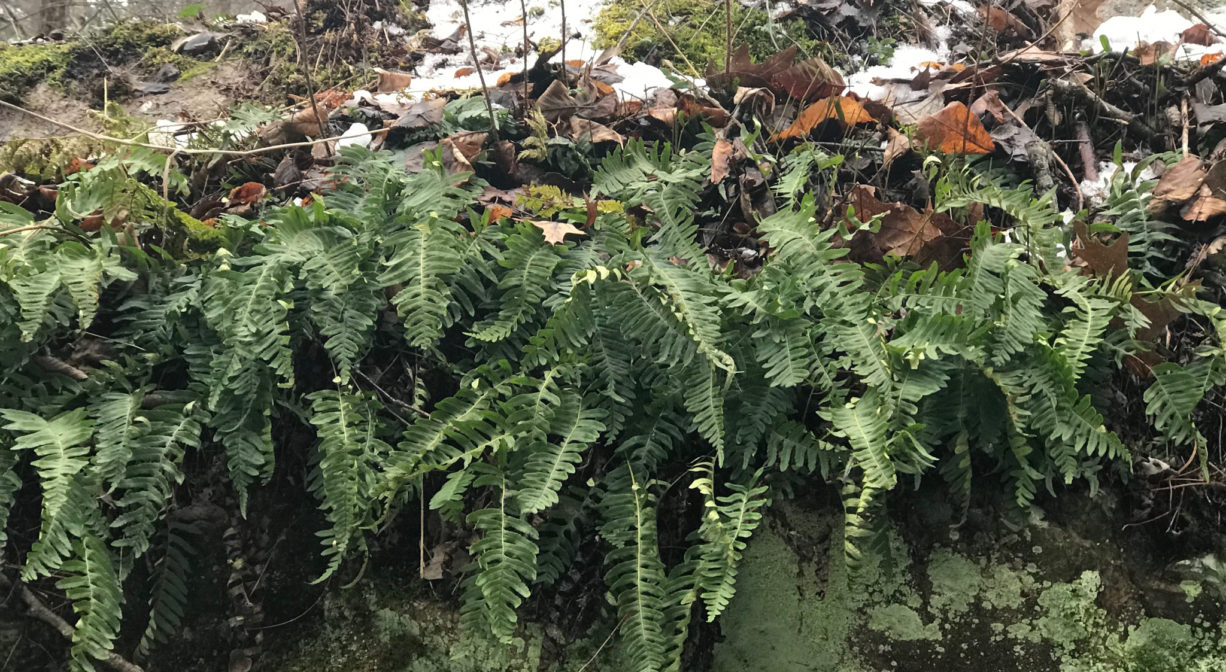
(0, 43, 73, 102)
(592, 0, 826, 73)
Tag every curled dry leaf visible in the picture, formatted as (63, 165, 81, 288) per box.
(678, 93, 731, 127)
(537, 80, 579, 122)
(1148, 156, 1205, 212)
(570, 118, 623, 145)
(844, 185, 961, 264)
(532, 220, 586, 245)
(769, 56, 845, 103)
(773, 96, 874, 140)
(1180, 161, 1226, 221)
(979, 6, 1032, 36)
(882, 128, 913, 169)
(229, 182, 267, 205)
(446, 131, 489, 162)
(374, 68, 413, 93)
(454, 67, 476, 77)
(486, 204, 513, 223)
(711, 139, 734, 184)
(915, 101, 995, 154)
(1183, 23, 1216, 46)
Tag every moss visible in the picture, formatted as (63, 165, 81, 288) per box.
(90, 20, 183, 62)
(0, 43, 72, 102)
(592, 0, 824, 74)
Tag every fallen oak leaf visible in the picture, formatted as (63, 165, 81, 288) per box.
(1071, 221, 1129, 280)
(1183, 23, 1216, 46)
(374, 68, 413, 93)
(882, 128, 913, 169)
(532, 220, 586, 245)
(1148, 156, 1205, 213)
(570, 118, 623, 145)
(768, 55, 845, 103)
(773, 96, 874, 140)
(486, 204, 513, 223)
(914, 101, 995, 154)
(1180, 161, 1226, 222)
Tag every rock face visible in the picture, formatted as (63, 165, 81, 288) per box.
(262, 492, 1226, 671)
(714, 497, 1226, 672)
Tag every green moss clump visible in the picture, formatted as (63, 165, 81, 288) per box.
(91, 20, 184, 62)
(592, 0, 824, 73)
(0, 43, 72, 102)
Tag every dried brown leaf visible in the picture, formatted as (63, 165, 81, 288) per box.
(915, 101, 995, 154)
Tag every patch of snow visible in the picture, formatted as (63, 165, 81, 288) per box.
(372, 20, 406, 37)
(337, 123, 373, 149)
(844, 45, 946, 103)
(1086, 4, 1224, 61)
(916, 0, 975, 15)
(236, 11, 267, 24)
(609, 57, 678, 101)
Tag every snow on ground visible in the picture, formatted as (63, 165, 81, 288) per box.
(1086, 4, 1226, 61)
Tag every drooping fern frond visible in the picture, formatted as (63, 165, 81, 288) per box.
(689, 466, 769, 621)
(307, 389, 390, 582)
(0, 409, 94, 576)
(600, 465, 672, 672)
(58, 533, 123, 672)
(460, 464, 539, 642)
(136, 520, 198, 658)
(1145, 358, 1226, 447)
(515, 396, 605, 514)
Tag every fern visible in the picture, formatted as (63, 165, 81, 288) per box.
(307, 390, 390, 581)
(59, 533, 124, 672)
(515, 397, 605, 514)
(689, 467, 769, 620)
(460, 464, 539, 642)
(137, 520, 198, 657)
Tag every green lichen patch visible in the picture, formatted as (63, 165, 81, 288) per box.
(714, 506, 1226, 672)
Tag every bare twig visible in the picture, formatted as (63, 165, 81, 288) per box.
(518, 0, 531, 107)
(293, 1, 330, 155)
(459, 0, 500, 141)
(560, 0, 568, 79)
(0, 574, 145, 672)
(725, 0, 732, 73)
(1004, 96, 1084, 210)
(1048, 78, 1159, 143)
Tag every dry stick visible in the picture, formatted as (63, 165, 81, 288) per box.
(0, 575, 145, 672)
(460, 0, 500, 141)
(518, 0, 531, 107)
(560, 0, 568, 78)
(1003, 105, 1084, 212)
(724, 0, 732, 74)
(293, 1, 331, 156)
(1075, 121, 1098, 184)
(0, 99, 389, 157)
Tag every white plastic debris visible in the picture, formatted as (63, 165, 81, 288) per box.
(236, 11, 267, 24)
(148, 119, 193, 149)
(336, 123, 373, 149)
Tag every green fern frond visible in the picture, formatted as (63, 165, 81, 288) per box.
(307, 389, 390, 582)
(137, 520, 198, 657)
(460, 465, 539, 642)
(515, 397, 605, 514)
(59, 533, 124, 672)
(690, 467, 769, 621)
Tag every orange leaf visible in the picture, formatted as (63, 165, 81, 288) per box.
(565, 59, 586, 67)
(201, 218, 218, 228)
(1202, 52, 1223, 65)
(773, 96, 873, 140)
(496, 72, 514, 86)
(914, 101, 995, 154)
(487, 204, 513, 223)
(455, 67, 476, 77)
(64, 157, 95, 175)
(532, 220, 586, 245)
(229, 182, 267, 205)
